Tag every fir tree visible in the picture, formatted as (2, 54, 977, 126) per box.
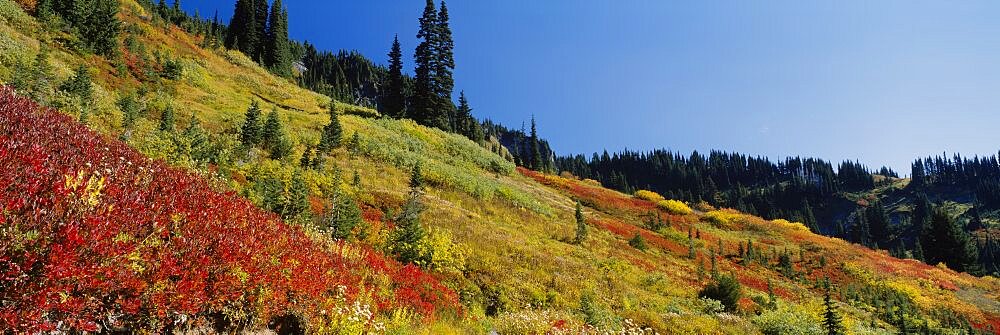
(822, 281, 845, 335)
(226, 0, 259, 56)
(327, 191, 361, 240)
(317, 103, 342, 152)
(352, 170, 362, 190)
(80, 0, 121, 56)
(299, 146, 313, 168)
(925, 208, 980, 274)
(574, 201, 587, 244)
(261, 109, 283, 150)
(628, 233, 647, 251)
(411, 0, 441, 129)
(29, 48, 55, 105)
(283, 170, 309, 220)
(382, 35, 406, 118)
(117, 93, 141, 130)
(239, 100, 263, 147)
(184, 116, 212, 163)
(253, 0, 269, 61)
(409, 163, 424, 190)
(60, 65, 93, 102)
(159, 106, 176, 132)
(530, 115, 542, 171)
(698, 273, 741, 312)
(392, 187, 427, 265)
(265, 0, 291, 76)
(435, 1, 456, 131)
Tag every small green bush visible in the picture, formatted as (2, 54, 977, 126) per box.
(698, 274, 742, 312)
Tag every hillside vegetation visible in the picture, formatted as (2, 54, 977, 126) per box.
(1, 0, 999, 334)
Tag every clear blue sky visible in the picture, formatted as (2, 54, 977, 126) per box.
(182, 1, 1000, 173)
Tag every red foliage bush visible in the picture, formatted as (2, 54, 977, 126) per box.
(0, 87, 457, 332)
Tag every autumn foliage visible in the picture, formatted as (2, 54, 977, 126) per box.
(0, 87, 457, 333)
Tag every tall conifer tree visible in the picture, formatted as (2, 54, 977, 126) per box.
(265, 0, 290, 77)
(383, 35, 406, 118)
(435, 1, 456, 131)
(411, 0, 440, 129)
(253, 0, 269, 61)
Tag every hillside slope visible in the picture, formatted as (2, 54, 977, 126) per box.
(1, 1, 999, 334)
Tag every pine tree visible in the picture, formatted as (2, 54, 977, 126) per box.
(352, 170, 362, 190)
(265, 0, 291, 76)
(629, 232, 647, 251)
(698, 274, 742, 312)
(393, 186, 427, 265)
(435, 1, 456, 131)
(185, 116, 212, 163)
(253, 0, 269, 61)
(81, 0, 121, 57)
(822, 281, 845, 335)
(574, 201, 587, 244)
(317, 103, 342, 152)
(409, 163, 424, 190)
(530, 115, 542, 171)
(327, 191, 361, 240)
(261, 109, 282, 150)
(382, 35, 406, 118)
(226, 0, 258, 56)
(60, 65, 93, 102)
(117, 93, 140, 130)
(456, 91, 484, 142)
(411, 0, 440, 129)
(159, 105, 176, 132)
(29, 48, 55, 106)
(926, 208, 981, 274)
(283, 170, 309, 220)
(239, 100, 263, 147)
(299, 146, 313, 168)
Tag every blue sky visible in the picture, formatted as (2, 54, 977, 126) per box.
(182, 1, 1000, 173)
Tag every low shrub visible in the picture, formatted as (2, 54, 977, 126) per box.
(658, 199, 693, 215)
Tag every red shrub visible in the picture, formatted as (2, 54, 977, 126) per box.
(0, 87, 457, 332)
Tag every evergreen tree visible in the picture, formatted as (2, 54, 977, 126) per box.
(435, 1, 456, 131)
(530, 115, 542, 171)
(317, 102, 342, 152)
(382, 35, 406, 118)
(79, 0, 121, 56)
(265, 0, 291, 76)
(299, 146, 313, 168)
(117, 93, 141, 130)
(283, 170, 309, 220)
(822, 281, 845, 335)
(352, 170, 362, 190)
(574, 201, 587, 244)
(253, 0, 269, 61)
(184, 116, 212, 163)
(159, 106, 176, 132)
(409, 163, 424, 190)
(411, 0, 442, 129)
(261, 109, 283, 150)
(455, 91, 484, 142)
(866, 201, 891, 245)
(239, 100, 263, 147)
(393, 184, 427, 265)
(698, 274, 742, 312)
(628, 232, 647, 251)
(226, 0, 259, 56)
(327, 191, 361, 240)
(60, 65, 93, 102)
(29, 48, 55, 105)
(925, 208, 980, 274)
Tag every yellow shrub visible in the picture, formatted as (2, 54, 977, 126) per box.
(702, 210, 742, 226)
(634, 190, 665, 203)
(771, 219, 809, 231)
(658, 199, 693, 215)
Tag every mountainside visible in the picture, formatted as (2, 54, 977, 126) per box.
(1, 0, 1000, 334)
